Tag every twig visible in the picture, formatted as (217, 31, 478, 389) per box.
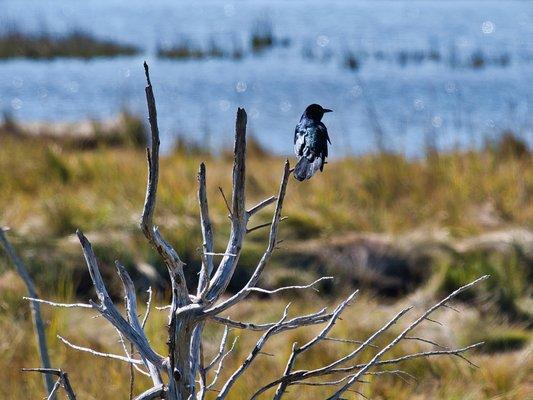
(22, 368, 76, 400)
(47, 379, 62, 400)
(250, 306, 412, 399)
(23, 297, 92, 309)
(117, 329, 151, 377)
(58, 335, 144, 364)
(404, 336, 448, 350)
(246, 216, 288, 234)
(206, 336, 238, 390)
(324, 337, 378, 348)
(142, 287, 153, 329)
(331, 342, 485, 374)
(247, 196, 277, 216)
(205, 326, 230, 372)
(326, 276, 489, 399)
(248, 276, 333, 295)
(218, 187, 233, 218)
(116, 261, 163, 384)
(212, 307, 331, 332)
(274, 291, 358, 399)
(216, 304, 291, 399)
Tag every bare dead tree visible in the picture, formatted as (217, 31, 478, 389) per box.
(19, 63, 488, 399)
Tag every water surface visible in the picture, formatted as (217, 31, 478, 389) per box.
(1, 0, 532, 155)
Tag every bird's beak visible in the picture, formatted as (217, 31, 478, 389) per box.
(323, 108, 333, 113)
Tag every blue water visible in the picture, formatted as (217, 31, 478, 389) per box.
(0, 0, 532, 155)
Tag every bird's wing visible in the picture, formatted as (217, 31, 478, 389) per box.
(318, 123, 330, 158)
(318, 122, 331, 144)
(294, 124, 307, 156)
(295, 121, 330, 160)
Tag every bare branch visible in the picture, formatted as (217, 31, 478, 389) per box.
(424, 316, 443, 326)
(324, 337, 378, 348)
(230, 108, 248, 222)
(116, 261, 162, 385)
(216, 304, 291, 399)
(76, 231, 165, 369)
(248, 276, 333, 295)
(0, 229, 56, 397)
(330, 342, 485, 375)
(47, 379, 62, 400)
(198, 341, 208, 400)
(190, 323, 205, 399)
(142, 287, 153, 329)
(206, 336, 238, 390)
(250, 306, 412, 399)
(22, 368, 77, 400)
(24, 297, 92, 309)
(133, 385, 165, 400)
(443, 303, 461, 313)
(218, 186, 233, 218)
(326, 276, 489, 399)
(206, 160, 291, 316)
(211, 306, 331, 332)
(291, 374, 357, 387)
(140, 62, 189, 307)
(274, 291, 358, 399)
(247, 196, 277, 216)
(367, 369, 417, 383)
(197, 162, 215, 297)
(58, 335, 144, 364)
(116, 329, 152, 377)
(205, 326, 230, 372)
(246, 216, 288, 234)
(291, 370, 414, 388)
(374, 343, 483, 368)
(404, 336, 448, 350)
(207, 108, 248, 301)
(116, 262, 147, 337)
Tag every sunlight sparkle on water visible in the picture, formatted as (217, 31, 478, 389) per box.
(482, 21, 495, 34)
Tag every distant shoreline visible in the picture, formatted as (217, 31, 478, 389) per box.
(0, 30, 139, 60)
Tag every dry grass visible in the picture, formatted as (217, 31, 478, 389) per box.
(0, 134, 530, 239)
(0, 134, 531, 398)
(0, 285, 530, 399)
(1, 133, 531, 294)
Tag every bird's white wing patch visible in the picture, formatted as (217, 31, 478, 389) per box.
(294, 130, 307, 155)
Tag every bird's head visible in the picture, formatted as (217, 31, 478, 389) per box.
(303, 104, 333, 121)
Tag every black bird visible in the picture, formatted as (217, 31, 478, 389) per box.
(293, 104, 332, 181)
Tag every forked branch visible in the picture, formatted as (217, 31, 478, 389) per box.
(22, 368, 76, 400)
(140, 62, 189, 307)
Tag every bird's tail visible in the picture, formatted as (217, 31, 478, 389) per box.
(294, 157, 322, 181)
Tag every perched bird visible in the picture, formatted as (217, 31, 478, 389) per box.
(293, 104, 332, 181)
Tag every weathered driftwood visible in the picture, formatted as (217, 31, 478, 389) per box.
(19, 62, 488, 399)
